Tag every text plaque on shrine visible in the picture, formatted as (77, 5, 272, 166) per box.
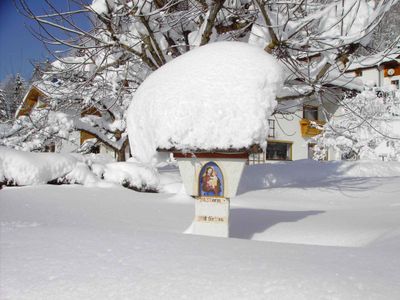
(194, 196, 230, 237)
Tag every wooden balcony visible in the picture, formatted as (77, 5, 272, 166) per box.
(299, 119, 325, 137)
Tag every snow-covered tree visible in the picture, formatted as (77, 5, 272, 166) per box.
(0, 62, 142, 159)
(34, 57, 145, 160)
(18, 0, 398, 87)
(366, 1, 400, 52)
(0, 107, 74, 152)
(11, 0, 399, 158)
(0, 87, 6, 122)
(313, 88, 400, 161)
(0, 74, 27, 122)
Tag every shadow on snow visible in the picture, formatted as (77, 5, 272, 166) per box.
(229, 208, 324, 240)
(237, 160, 399, 195)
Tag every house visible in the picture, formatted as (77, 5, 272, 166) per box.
(342, 50, 400, 161)
(249, 99, 337, 164)
(249, 49, 400, 164)
(249, 83, 353, 164)
(16, 84, 127, 160)
(345, 51, 400, 90)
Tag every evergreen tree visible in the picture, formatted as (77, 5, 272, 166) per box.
(0, 87, 7, 122)
(0, 74, 27, 121)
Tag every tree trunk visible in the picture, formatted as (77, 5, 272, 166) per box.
(116, 148, 126, 162)
(115, 138, 130, 162)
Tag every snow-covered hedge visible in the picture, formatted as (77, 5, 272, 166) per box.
(0, 147, 159, 192)
(92, 162, 159, 192)
(0, 147, 76, 186)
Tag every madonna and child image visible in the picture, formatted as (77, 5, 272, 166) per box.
(199, 162, 224, 197)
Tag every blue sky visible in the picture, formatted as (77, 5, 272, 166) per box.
(0, 0, 90, 82)
(0, 0, 46, 81)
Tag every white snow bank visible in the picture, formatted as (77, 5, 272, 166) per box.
(92, 161, 159, 191)
(0, 147, 159, 190)
(127, 42, 283, 164)
(0, 146, 77, 185)
(2, 178, 400, 298)
(158, 159, 400, 195)
(65, 162, 101, 186)
(238, 159, 400, 193)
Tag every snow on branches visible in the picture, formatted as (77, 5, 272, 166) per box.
(18, 0, 399, 92)
(9, 0, 399, 160)
(313, 88, 400, 161)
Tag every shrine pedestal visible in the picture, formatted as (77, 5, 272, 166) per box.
(194, 197, 230, 237)
(173, 153, 248, 198)
(172, 152, 248, 238)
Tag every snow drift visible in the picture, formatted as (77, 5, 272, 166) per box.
(92, 161, 159, 191)
(0, 146, 77, 185)
(127, 42, 284, 164)
(3, 160, 400, 299)
(0, 147, 159, 191)
(238, 159, 400, 194)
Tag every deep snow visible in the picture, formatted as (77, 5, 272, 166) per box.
(0, 147, 159, 190)
(1, 160, 400, 299)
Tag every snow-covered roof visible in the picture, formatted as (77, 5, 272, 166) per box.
(15, 77, 80, 118)
(346, 50, 400, 71)
(127, 42, 284, 164)
(325, 71, 364, 91)
(14, 85, 49, 118)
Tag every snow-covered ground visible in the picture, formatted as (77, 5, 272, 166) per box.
(1, 160, 400, 299)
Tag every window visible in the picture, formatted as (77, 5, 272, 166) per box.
(391, 80, 399, 89)
(268, 119, 275, 137)
(266, 142, 292, 160)
(303, 105, 318, 121)
(91, 145, 100, 154)
(44, 144, 55, 152)
(354, 69, 363, 77)
(376, 90, 384, 98)
(341, 150, 358, 160)
(248, 152, 265, 165)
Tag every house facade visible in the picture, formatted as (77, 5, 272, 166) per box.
(345, 52, 400, 91)
(249, 90, 342, 164)
(249, 51, 400, 164)
(16, 85, 125, 160)
(342, 52, 400, 161)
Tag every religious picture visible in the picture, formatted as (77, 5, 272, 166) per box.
(199, 162, 224, 197)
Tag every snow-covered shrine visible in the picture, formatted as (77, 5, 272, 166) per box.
(127, 41, 283, 237)
(163, 147, 260, 237)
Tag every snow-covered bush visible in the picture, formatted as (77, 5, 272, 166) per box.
(93, 162, 159, 192)
(0, 146, 77, 186)
(0, 147, 159, 191)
